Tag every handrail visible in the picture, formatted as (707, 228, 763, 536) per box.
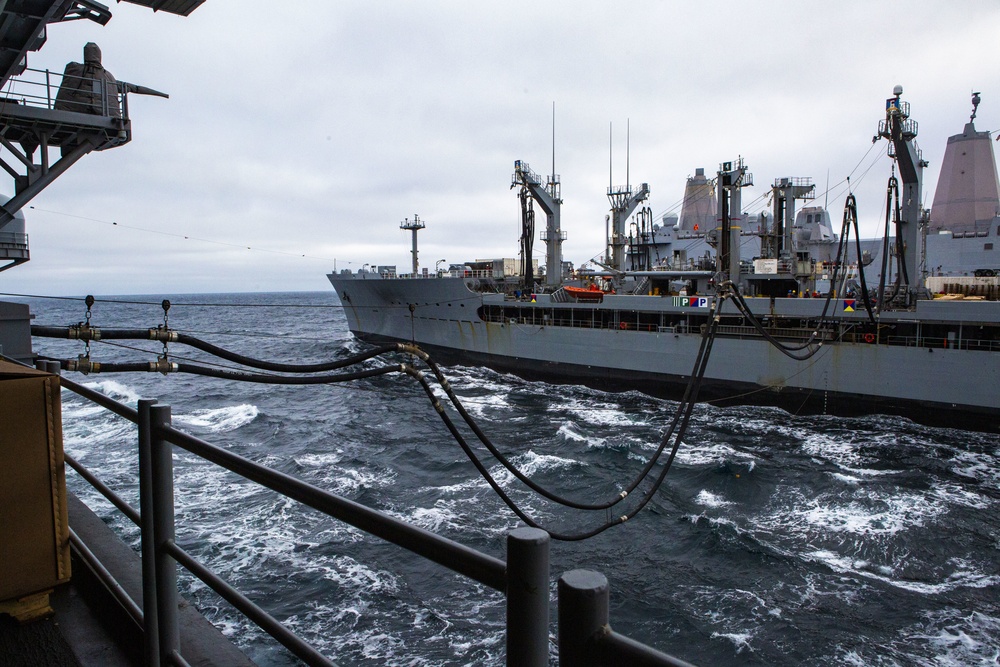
(0, 231, 28, 245)
(50, 362, 696, 666)
(56, 374, 538, 666)
(156, 417, 507, 590)
(1, 65, 122, 115)
(60, 372, 139, 421)
(164, 536, 335, 667)
(64, 452, 140, 525)
(68, 526, 144, 626)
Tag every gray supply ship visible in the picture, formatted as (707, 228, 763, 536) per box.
(328, 90, 1000, 432)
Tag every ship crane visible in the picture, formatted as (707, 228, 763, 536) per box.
(712, 158, 753, 284)
(765, 177, 816, 262)
(511, 160, 565, 288)
(875, 84, 929, 305)
(606, 181, 649, 272)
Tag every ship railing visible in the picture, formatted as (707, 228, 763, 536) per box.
(0, 230, 28, 247)
(2, 65, 125, 118)
(512, 161, 544, 187)
(885, 335, 1000, 351)
(47, 362, 696, 667)
(713, 324, 833, 341)
(448, 269, 494, 279)
(395, 272, 444, 279)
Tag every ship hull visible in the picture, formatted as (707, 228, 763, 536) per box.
(328, 274, 1000, 432)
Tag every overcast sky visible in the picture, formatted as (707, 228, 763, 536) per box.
(1, 1, 998, 296)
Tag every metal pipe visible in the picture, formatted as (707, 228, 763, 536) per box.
(138, 399, 161, 666)
(558, 569, 608, 666)
(65, 453, 140, 525)
(506, 527, 550, 667)
(60, 373, 139, 423)
(167, 649, 192, 667)
(165, 541, 336, 667)
(151, 404, 180, 664)
(158, 424, 507, 591)
(558, 569, 697, 667)
(1, 136, 98, 221)
(599, 631, 698, 667)
(68, 526, 144, 626)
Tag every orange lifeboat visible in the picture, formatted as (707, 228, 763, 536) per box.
(563, 284, 607, 302)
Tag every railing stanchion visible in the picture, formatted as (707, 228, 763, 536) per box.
(558, 569, 609, 667)
(55, 376, 695, 666)
(138, 399, 161, 667)
(150, 404, 180, 664)
(506, 527, 550, 667)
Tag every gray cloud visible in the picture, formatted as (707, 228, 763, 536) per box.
(2, 0, 998, 296)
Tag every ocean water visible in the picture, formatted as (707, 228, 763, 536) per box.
(15, 291, 1000, 666)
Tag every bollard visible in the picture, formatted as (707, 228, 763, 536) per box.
(150, 404, 180, 664)
(138, 399, 161, 667)
(506, 527, 550, 667)
(558, 569, 609, 667)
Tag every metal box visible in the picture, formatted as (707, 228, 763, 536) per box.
(0, 361, 70, 621)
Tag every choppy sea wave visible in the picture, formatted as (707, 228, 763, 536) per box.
(16, 291, 999, 666)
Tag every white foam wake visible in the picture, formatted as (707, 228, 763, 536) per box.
(174, 404, 258, 432)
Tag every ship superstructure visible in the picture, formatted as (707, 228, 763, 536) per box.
(329, 89, 1000, 432)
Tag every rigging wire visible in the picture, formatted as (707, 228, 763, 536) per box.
(0, 292, 338, 308)
(24, 205, 344, 265)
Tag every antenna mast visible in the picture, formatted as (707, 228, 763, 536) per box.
(551, 101, 556, 181)
(825, 169, 829, 209)
(606, 120, 650, 272)
(400, 214, 425, 275)
(608, 122, 613, 191)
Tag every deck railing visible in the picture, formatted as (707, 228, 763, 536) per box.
(2, 66, 124, 117)
(45, 361, 697, 667)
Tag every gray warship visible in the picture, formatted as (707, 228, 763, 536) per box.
(328, 89, 1000, 432)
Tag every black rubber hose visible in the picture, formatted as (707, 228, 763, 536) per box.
(410, 297, 725, 512)
(174, 335, 403, 373)
(32, 325, 404, 373)
(845, 194, 876, 323)
(725, 286, 824, 361)
(883, 175, 905, 301)
(33, 326, 152, 339)
(404, 312, 719, 541)
(40, 356, 404, 384)
(174, 363, 403, 384)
